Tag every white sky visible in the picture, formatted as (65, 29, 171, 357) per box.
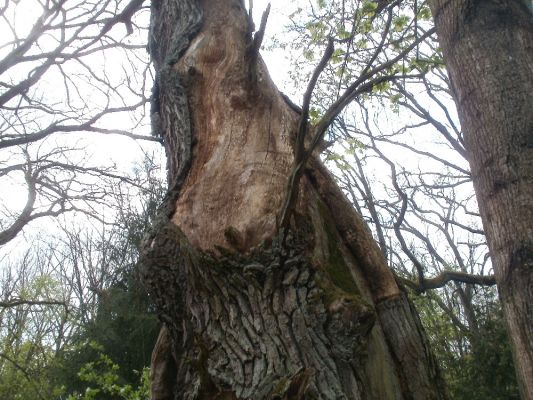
(0, 1, 487, 280)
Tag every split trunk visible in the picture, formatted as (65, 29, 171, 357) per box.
(140, 1, 447, 399)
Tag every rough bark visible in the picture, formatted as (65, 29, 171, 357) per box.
(140, 0, 448, 398)
(427, 1, 533, 398)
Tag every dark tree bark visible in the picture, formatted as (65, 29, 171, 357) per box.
(427, 1, 533, 398)
(140, 1, 448, 399)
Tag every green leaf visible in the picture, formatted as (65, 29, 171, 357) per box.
(303, 49, 314, 61)
(361, 1, 378, 15)
(361, 20, 374, 33)
(309, 107, 322, 124)
(325, 153, 343, 162)
(389, 93, 401, 104)
(337, 25, 351, 40)
(418, 5, 432, 21)
(355, 39, 368, 49)
(373, 80, 391, 93)
(306, 21, 326, 42)
(331, 48, 345, 63)
(393, 15, 410, 32)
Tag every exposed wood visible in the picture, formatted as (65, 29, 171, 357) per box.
(141, 0, 449, 399)
(170, 0, 296, 251)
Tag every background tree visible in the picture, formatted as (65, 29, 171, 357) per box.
(0, 156, 164, 400)
(0, 0, 157, 247)
(0, 2, 162, 394)
(0, 246, 69, 400)
(52, 159, 163, 396)
(426, 1, 533, 397)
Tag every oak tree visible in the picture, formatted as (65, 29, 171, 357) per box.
(140, 1, 448, 398)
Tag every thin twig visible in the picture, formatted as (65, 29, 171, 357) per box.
(279, 38, 334, 229)
(0, 298, 68, 308)
(398, 270, 496, 293)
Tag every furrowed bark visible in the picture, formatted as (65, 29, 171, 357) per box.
(428, 1, 533, 397)
(140, 0, 448, 398)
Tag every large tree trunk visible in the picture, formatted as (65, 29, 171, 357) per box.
(140, 1, 447, 399)
(427, 1, 533, 398)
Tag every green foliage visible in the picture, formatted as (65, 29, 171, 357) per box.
(0, 343, 62, 400)
(392, 15, 410, 32)
(331, 48, 345, 64)
(303, 48, 314, 61)
(389, 93, 401, 104)
(53, 274, 159, 396)
(345, 138, 364, 154)
(415, 293, 519, 400)
(0, 157, 163, 399)
(417, 5, 433, 21)
(372, 80, 391, 93)
(309, 107, 322, 124)
(336, 25, 351, 40)
(305, 21, 327, 41)
(0, 273, 70, 400)
(281, 0, 434, 122)
(447, 308, 519, 400)
(52, 227, 160, 397)
(66, 348, 150, 400)
(407, 55, 444, 73)
(54, 162, 162, 397)
(360, 1, 378, 16)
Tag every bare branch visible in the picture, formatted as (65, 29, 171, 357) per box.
(251, 3, 271, 53)
(399, 270, 496, 293)
(279, 37, 334, 228)
(0, 298, 68, 309)
(314, 28, 435, 141)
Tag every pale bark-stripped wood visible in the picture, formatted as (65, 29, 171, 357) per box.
(170, 0, 295, 250)
(427, 1, 533, 398)
(140, 0, 448, 398)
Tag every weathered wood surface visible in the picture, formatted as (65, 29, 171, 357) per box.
(140, 1, 448, 398)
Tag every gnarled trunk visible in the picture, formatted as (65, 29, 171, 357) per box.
(428, 1, 533, 398)
(140, 1, 447, 398)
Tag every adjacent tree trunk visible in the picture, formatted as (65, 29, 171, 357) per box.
(140, 1, 448, 398)
(428, 1, 533, 398)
